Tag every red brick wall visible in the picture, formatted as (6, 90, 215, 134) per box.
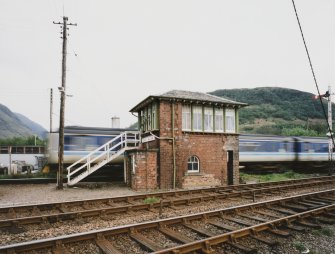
(133, 100, 240, 190)
(157, 101, 240, 189)
(126, 150, 158, 191)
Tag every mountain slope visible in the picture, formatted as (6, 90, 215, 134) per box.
(15, 113, 47, 139)
(210, 87, 330, 135)
(0, 104, 47, 139)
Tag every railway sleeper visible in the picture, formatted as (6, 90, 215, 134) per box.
(312, 216, 335, 224)
(130, 232, 163, 252)
(295, 201, 323, 209)
(227, 241, 257, 254)
(182, 222, 215, 237)
(279, 203, 308, 212)
(208, 220, 238, 231)
(302, 199, 329, 206)
(296, 219, 321, 229)
(283, 221, 305, 232)
(250, 234, 279, 246)
(254, 210, 281, 219)
(7, 208, 16, 219)
(221, 215, 254, 227)
(96, 235, 123, 254)
(238, 213, 268, 223)
(268, 206, 297, 215)
(159, 226, 194, 244)
(53, 240, 70, 254)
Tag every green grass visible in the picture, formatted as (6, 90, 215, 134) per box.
(312, 227, 334, 237)
(293, 242, 307, 252)
(143, 197, 160, 204)
(0, 171, 54, 179)
(240, 171, 310, 183)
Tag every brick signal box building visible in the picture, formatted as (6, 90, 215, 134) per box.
(126, 90, 247, 190)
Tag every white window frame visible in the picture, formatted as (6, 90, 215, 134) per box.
(182, 105, 191, 131)
(204, 107, 213, 132)
(147, 107, 152, 131)
(192, 106, 203, 131)
(187, 155, 200, 172)
(152, 103, 157, 130)
(225, 108, 236, 133)
(214, 108, 224, 133)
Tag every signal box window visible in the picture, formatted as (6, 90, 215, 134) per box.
(225, 108, 236, 133)
(192, 106, 203, 131)
(204, 107, 213, 132)
(187, 155, 199, 172)
(214, 108, 224, 132)
(182, 105, 191, 131)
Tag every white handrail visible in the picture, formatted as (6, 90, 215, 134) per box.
(67, 131, 140, 185)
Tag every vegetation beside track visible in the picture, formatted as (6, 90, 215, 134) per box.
(239, 170, 320, 183)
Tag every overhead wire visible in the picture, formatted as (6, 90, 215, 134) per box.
(291, 0, 335, 150)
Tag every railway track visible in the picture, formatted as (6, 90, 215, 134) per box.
(0, 176, 334, 230)
(0, 189, 334, 253)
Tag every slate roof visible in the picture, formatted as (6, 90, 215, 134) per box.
(130, 90, 247, 112)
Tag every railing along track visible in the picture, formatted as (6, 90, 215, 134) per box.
(1, 190, 334, 253)
(0, 176, 334, 229)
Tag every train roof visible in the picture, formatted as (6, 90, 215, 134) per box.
(240, 133, 327, 142)
(52, 126, 137, 135)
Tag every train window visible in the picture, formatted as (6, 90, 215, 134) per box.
(187, 156, 199, 172)
(240, 142, 259, 152)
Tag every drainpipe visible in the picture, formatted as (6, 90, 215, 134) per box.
(172, 103, 176, 189)
(149, 102, 176, 189)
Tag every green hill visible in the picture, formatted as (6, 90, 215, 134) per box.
(0, 104, 47, 139)
(210, 87, 331, 136)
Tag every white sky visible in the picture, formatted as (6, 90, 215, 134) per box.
(0, 0, 334, 130)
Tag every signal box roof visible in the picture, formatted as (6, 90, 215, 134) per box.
(130, 90, 247, 112)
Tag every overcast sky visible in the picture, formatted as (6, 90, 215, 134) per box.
(1, 0, 334, 130)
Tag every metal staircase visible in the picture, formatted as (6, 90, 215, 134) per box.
(67, 131, 140, 186)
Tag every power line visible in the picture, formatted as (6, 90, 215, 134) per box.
(291, 0, 334, 174)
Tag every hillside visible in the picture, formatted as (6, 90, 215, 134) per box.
(0, 104, 47, 139)
(210, 87, 331, 136)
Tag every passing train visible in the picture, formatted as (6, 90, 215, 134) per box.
(239, 134, 330, 172)
(47, 126, 136, 168)
(48, 126, 331, 172)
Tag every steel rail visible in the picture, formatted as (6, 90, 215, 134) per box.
(0, 176, 334, 228)
(1, 175, 334, 211)
(0, 189, 334, 253)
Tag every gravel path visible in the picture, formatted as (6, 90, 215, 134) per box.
(0, 182, 137, 207)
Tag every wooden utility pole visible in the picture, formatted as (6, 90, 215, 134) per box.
(53, 17, 77, 189)
(50, 88, 53, 133)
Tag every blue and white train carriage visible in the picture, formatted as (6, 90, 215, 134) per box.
(239, 134, 330, 171)
(47, 126, 136, 168)
(48, 127, 331, 172)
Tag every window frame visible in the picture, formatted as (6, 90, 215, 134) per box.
(192, 106, 203, 131)
(225, 108, 236, 133)
(204, 107, 214, 132)
(182, 105, 192, 131)
(187, 155, 200, 173)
